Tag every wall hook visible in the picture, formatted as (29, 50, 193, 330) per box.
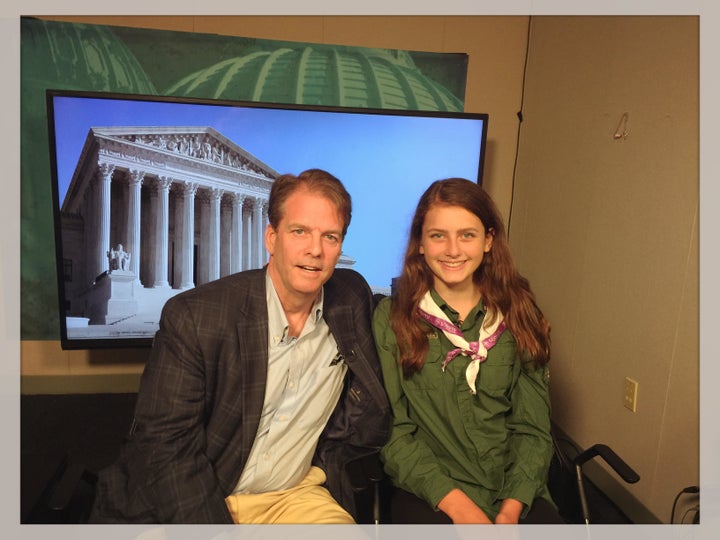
(613, 113, 629, 140)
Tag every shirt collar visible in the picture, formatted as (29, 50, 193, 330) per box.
(266, 271, 324, 344)
(429, 288, 486, 328)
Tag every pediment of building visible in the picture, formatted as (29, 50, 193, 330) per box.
(91, 126, 278, 180)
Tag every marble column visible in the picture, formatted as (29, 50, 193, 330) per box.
(153, 176, 172, 288)
(231, 193, 245, 274)
(242, 201, 252, 271)
(220, 199, 232, 278)
(180, 181, 198, 289)
(253, 197, 264, 269)
(95, 163, 114, 277)
(208, 187, 223, 282)
(262, 200, 269, 265)
(126, 169, 144, 281)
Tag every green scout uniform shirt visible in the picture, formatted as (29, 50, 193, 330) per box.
(373, 292, 554, 520)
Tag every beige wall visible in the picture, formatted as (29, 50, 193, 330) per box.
(511, 16, 698, 523)
(23, 15, 699, 523)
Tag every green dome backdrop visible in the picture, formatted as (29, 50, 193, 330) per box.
(20, 17, 468, 340)
(164, 46, 464, 110)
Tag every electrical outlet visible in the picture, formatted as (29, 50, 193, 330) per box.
(624, 377, 638, 412)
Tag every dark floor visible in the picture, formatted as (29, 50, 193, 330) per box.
(21, 392, 137, 523)
(20, 392, 633, 524)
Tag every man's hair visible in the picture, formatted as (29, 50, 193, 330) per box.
(268, 169, 352, 237)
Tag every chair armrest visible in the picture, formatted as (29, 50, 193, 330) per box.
(47, 462, 88, 511)
(572, 444, 640, 484)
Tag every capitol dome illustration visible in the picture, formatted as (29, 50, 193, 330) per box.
(165, 46, 464, 112)
(21, 18, 157, 95)
(21, 17, 158, 338)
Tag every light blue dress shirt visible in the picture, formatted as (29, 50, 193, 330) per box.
(233, 272, 347, 493)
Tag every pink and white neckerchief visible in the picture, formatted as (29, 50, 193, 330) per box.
(417, 291, 506, 395)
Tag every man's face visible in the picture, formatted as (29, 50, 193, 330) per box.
(265, 187, 344, 305)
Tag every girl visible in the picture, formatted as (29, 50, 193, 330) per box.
(373, 178, 560, 524)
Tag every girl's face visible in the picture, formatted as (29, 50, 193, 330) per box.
(419, 204, 493, 293)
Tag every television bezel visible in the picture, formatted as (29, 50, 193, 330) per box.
(46, 89, 489, 350)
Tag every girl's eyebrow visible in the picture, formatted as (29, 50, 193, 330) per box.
(426, 226, 481, 233)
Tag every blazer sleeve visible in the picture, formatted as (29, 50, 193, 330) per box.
(130, 294, 234, 524)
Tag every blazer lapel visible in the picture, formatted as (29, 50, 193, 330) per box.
(324, 304, 356, 359)
(233, 271, 269, 461)
(324, 303, 375, 390)
(324, 284, 389, 410)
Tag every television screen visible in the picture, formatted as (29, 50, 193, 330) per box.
(46, 90, 488, 349)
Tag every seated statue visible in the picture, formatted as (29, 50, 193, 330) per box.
(107, 244, 131, 272)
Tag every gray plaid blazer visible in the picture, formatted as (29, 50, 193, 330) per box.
(91, 268, 391, 523)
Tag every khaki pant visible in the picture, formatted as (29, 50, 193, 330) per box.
(225, 466, 355, 524)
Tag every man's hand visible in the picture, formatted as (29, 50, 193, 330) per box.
(437, 488, 492, 524)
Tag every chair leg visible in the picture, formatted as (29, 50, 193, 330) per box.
(26, 455, 97, 523)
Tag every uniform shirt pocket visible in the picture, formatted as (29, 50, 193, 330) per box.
(476, 333, 517, 395)
(404, 332, 444, 391)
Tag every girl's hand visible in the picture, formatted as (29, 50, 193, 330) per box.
(437, 488, 492, 524)
(494, 498, 524, 524)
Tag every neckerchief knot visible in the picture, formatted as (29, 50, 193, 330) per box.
(417, 292, 506, 394)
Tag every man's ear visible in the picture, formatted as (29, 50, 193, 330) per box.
(264, 225, 276, 254)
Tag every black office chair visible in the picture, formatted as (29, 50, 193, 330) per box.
(346, 452, 387, 524)
(23, 454, 98, 524)
(548, 430, 640, 524)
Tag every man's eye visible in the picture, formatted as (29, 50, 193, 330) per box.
(325, 234, 339, 243)
(292, 228, 305, 235)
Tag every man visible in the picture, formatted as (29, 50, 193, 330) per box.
(91, 169, 391, 523)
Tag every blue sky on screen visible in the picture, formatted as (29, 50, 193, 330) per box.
(51, 96, 486, 290)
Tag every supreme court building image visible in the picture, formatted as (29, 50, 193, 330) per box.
(58, 125, 355, 340)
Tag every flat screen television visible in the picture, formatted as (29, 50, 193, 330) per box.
(46, 89, 488, 349)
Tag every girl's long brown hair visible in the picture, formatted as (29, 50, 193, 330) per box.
(390, 178, 551, 376)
